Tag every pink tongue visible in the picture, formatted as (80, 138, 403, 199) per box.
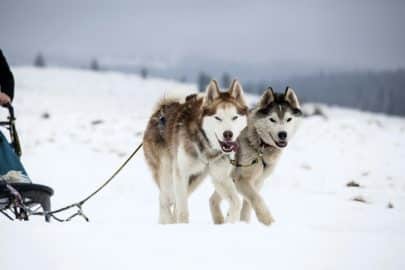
(227, 141, 239, 152)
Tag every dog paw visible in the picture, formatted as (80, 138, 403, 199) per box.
(225, 217, 237, 224)
(214, 218, 225, 225)
(257, 211, 275, 226)
(176, 212, 189, 223)
(225, 212, 240, 224)
(240, 215, 251, 223)
(212, 214, 225, 224)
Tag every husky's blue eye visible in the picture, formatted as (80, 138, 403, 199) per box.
(287, 118, 292, 122)
(232, 116, 238, 121)
(270, 118, 276, 123)
(215, 116, 222, 121)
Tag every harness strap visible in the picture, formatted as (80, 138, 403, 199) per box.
(229, 157, 259, 167)
(229, 146, 264, 168)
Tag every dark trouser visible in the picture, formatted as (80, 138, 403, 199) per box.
(0, 131, 27, 176)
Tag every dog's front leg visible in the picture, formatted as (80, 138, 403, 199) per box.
(235, 178, 274, 226)
(240, 199, 252, 222)
(241, 176, 266, 222)
(209, 191, 224, 224)
(159, 191, 175, 224)
(173, 165, 189, 223)
(212, 177, 241, 223)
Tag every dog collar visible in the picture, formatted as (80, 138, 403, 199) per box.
(229, 157, 259, 167)
(228, 149, 263, 168)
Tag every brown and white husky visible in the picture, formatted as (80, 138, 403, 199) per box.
(143, 80, 248, 224)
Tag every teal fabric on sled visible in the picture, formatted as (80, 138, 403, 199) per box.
(0, 131, 27, 176)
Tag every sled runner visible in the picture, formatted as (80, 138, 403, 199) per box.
(0, 104, 54, 222)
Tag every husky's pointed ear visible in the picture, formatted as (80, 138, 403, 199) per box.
(259, 87, 275, 108)
(229, 79, 246, 105)
(205, 80, 220, 104)
(284, 86, 301, 109)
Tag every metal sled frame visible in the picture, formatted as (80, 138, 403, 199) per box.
(0, 104, 54, 222)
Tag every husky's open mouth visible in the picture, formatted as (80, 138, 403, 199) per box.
(275, 141, 288, 148)
(217, 140, 239, 153)
(267, 132, 288, 148)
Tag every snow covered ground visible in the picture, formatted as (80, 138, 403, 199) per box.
(1, 67, 404, 270)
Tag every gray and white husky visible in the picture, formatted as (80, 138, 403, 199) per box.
(143, 80, 248, 224)
(209, 87, 302, 225)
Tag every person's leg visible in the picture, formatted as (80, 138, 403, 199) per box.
(0, 131, 28, 176)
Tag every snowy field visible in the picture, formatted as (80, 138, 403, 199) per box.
(1, 67, 405, 270)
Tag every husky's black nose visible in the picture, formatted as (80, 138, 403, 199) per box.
(223, 130, 233, 141)
(278, 131, 287, 140)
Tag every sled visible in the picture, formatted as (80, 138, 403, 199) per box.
(0, 104, 54, 222)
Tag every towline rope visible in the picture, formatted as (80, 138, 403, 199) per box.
(31, 142, 144, 222)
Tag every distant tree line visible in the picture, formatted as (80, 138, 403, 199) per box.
(242, 70, 405, 116)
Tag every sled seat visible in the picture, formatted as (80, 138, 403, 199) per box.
(0, 182, 54, 221)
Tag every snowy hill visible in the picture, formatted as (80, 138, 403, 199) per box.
(1, 67, 404, 270)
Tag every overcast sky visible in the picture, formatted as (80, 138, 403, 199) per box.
(1, 0, 404, 71)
